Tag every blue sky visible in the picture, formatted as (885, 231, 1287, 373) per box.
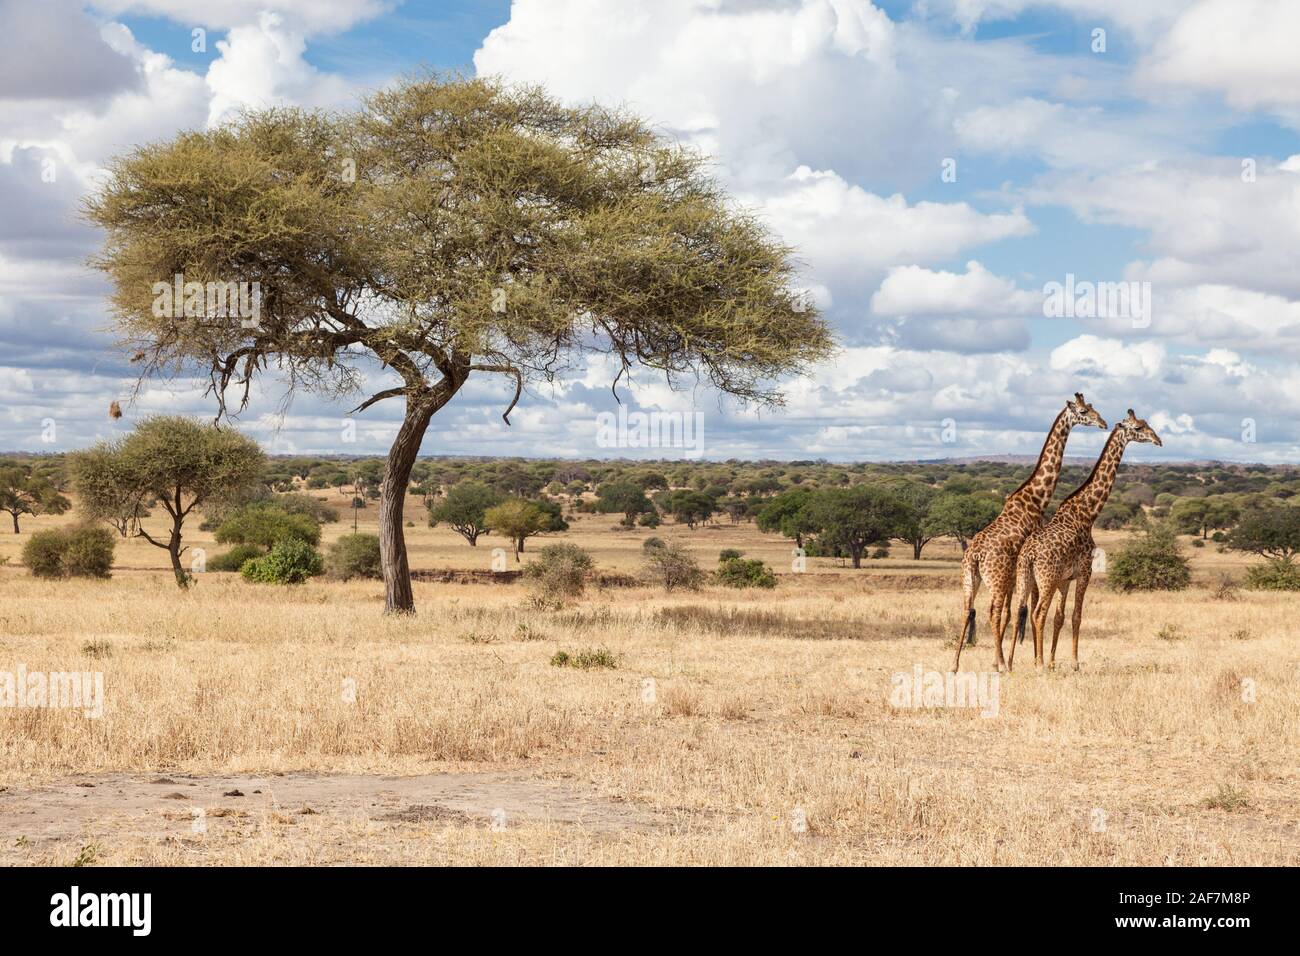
(2, 0, 1299, 464)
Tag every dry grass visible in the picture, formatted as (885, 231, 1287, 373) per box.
(0, 504, 1297, 865)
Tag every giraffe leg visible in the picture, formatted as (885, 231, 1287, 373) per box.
(993, 583, 1014, 672)
(951, 560, 980, 673)
(1049, 580, 1070, 669)
(1070, 569, 1092, 671)
(1031, 580, 1053, 671)
(1007, 562, 1035, 672)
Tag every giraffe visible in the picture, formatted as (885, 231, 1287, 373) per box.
(1008, 409, 1163, 672)
(951, 393, 1107, 673)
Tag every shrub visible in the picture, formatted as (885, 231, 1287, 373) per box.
(870, 546, 890, 559)
(216, 504, 320, 549)
(1190, 537, 1205, 548)
(327, 534, 383, 581)
(523, 543, 594, 600)
(641, 541, 704, 591)
(1107, 524, 1191, 592)
(61, 526, 116, 579)
(1243, 558, 1300, 591)
(550, 646, 618, 669)
(240, 537, 324, 584)
(22, 530, 69, 578)
(642, 537, 666, 552)
(22, 526, 115, 579)
(718, 548, 743, 562)
(208, 543, 264, 573)
(715, 557, 777, 589)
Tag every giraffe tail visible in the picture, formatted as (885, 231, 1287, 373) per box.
(962, 608, 976, 646)
(1015, 604, 1028, 645)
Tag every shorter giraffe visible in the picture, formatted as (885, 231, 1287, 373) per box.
(1009, 409, 1162, 671)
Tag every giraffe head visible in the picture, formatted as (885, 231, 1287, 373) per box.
(1065, 392, 1107, 430)
(1117, 408, 1163, 446)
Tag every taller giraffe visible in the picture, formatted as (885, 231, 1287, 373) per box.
(1009, 409, 1163, 671)
(951, 393, 1107, 673)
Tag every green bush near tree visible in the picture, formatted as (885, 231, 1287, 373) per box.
(715, 555, 776, 589)
(240, 537, 324, 584)
(22, 526, 115, 579)
(1107, 523, 1191, 592)
(326, 534, 383, 581)
(1243, 558, 1300, 591)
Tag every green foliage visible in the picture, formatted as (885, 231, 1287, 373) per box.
(595, 481, 654, 526)
(215, 503, 321, 549)
(715, 556, 776, 589)
(660, 489, 717, 528)
(208, 543, 263, 573)
(1226, 504, 1300, 561)
(1243, 557, 1300, 591)
(22, 526, 115, 579)
(326, 534, 383, 581)
(483, 498, 548, 558)
(550, 646, 618, 669)
(427, 481, 503, 546)
(1108, 523, 1191, 592)
(0, 465, 71, 533)
(922, 493, 1003, 549)
(240, 537, 324, 585)
(719, 548, 743, 561)
(641, 541, 705, 591)
(523, 542, 594, 600)
(803, 485, 909, 568)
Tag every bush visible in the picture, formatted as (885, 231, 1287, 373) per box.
(208, 543, 264, 572)
(22, 526, 115, 579)
(22, 530, 68, 578)
(550, 646, 618, 669)
(215, 503, 321, 550)
(715, 557, 777, 589)
(870, 546, 890, 559)
(642, 537, 666, 552)
(718, 548, 743, 562)
(641, 541, 704, 591)
(1108, 524, 1191, 592)
(240, 537, 324, 584)
(327, 534, 383, 581)
(523, 543, 594, 600)
(1243, 558, 1300, 591)
(1191, 537, 1205, 548)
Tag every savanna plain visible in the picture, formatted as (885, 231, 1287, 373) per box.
(1, 499, 1296, 866)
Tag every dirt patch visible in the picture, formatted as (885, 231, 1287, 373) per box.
(0, 770, 663, 861)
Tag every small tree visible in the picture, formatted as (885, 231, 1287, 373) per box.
(524, 542, 594, 602)
(889, 481, 938, 560)
(922, 493, 1002, 552)
(805, 485, 908, 569)
(756, 487, 815, 548)
(0, 465, 70, 533)
(596, 481, 654, 527)
(1226, 504, 1300, 589)
(427, 481, 502, 546)
(326, 533, 383, 581)
(641, 541, 705, 591)
(1108, 523, 1192, 592)
(71, 416, 264, 588)
(483, 499, 547, 561)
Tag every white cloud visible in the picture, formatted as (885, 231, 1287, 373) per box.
(1140, 0, 1300, 111)
(872, 261, 1039, 316)
(1050, 335, 1165, 378)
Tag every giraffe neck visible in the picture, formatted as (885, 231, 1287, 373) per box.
(1062, 427, 1130, 523)
(1008, 407, 1071, 519)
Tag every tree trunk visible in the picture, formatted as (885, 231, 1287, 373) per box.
(168, 525, 190, 589)
(913, 540, 923, 560)
(10, 512, 18, 534)
(850, 544, 863, 569)
(379, 374, 466, 614)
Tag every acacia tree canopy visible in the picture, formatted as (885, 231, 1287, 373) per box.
(84, 75, 833, 613)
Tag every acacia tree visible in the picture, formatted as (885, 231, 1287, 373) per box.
(71, 416, 265, 588)
(85, 76, 832, 613)
(0, 465, 70, 533)
(483, 498, 546, 560)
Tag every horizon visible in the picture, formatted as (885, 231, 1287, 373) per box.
(3, 1, 1299, 463)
